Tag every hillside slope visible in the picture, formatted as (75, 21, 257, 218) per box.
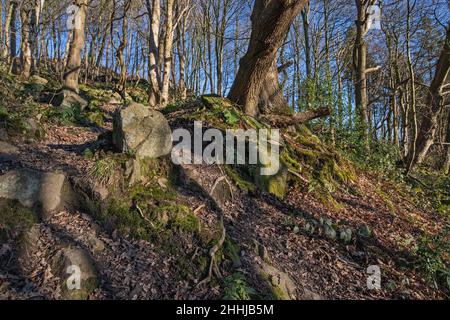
(0, 68, 448, 300)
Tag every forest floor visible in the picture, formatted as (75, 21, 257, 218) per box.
(0, 69, 448, 300)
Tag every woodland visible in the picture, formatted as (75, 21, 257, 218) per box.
(0, 0, 449, 300)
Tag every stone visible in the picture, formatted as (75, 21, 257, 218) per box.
(258, 260, 296, 300)
(254, 165, 288, 199)
(108, 92, 122, 105)
(52, 89, 88, 110)
(51, 245, 99, 300)
(124, 159, 142, 186)
(23, 117, 44, 140)
(112, 102, 172, 160)
(86, 233, 105, 254)
(0, 169, 66, 219)
(358, 225, 372, 238)
(70, 177, 109, 217)
(254, 240, 271, 263)
(340, 228, 353, 243)
(0, 141, 19, 162)
(324, 223, 337, 240)
(304, 221, 317, 234)
(29, 75, 48, 85)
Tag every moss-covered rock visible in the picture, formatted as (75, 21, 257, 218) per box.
(257, 260, 296, 300)
(51, 245, 99, 300)
(254, 165, 288, 198)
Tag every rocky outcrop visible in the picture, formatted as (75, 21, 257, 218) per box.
(112, 102, 172, 160)
(0, 169, 67, 220)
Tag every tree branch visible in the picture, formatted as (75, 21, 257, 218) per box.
(261, 107, 331, 127)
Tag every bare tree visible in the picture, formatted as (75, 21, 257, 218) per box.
(63, 0, 88, 93)
(409, 23, 450, 167)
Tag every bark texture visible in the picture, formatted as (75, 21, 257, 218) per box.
(228, 0, 308, 117)
(410, 24, 450, 166)
(63, 0, 88, 93)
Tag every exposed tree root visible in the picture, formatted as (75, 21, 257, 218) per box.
(197, 217, 226, 288)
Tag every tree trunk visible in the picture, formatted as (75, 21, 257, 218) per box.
(354, 0, 372, 146)
(146, 0, 161, 107)
(160, 0, 175, 107)
(177, 11, 187, 100)
(411, 23, 450, 166)
(301, 2, 311, 81)
(29, 0, 44, 73)
(405, 0, 418, 173)
(0, 0, 3, 55)
(2, 0, 12, 58)
(19, 2, 32, 80)
(9, 0, 18, 74)
(444, 110, 450, 175)
(63, 0, 88, 93)
(228, 0, 308, 117)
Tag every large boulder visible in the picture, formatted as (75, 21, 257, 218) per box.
(112, 102, 172, 160)
(52, 89, 88, 110)
(0, 169, 67, 219)
(51, 245, 99, 300)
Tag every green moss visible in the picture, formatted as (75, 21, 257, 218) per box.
(223, 238, 241, 267)
(254, 165, 288, 199)
(224, 165, 256, 193)
(169, 206, 200, 234)
(0, 200, 37, 241)
(222, 273, 256, 300)
(61, 276, 99, 300)
(258, 270, 289, 300)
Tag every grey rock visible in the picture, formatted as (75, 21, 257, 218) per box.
(340, 228, 353, 243)
(29, 75, 48, 85)
(0, 141, 19, 161)
(258, 260, 296, 300)
(124, 158, 142, 186)
(113, 103, 172, 160)
(0, 169, 66, 219)
(52, 89, 88, 110)
(324, 223, 337, 240)
(358, 225, 372, 238)
(51, 245, 99, 300)
(86, 233, 105, 254)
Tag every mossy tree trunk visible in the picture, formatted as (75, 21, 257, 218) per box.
(228, 0, 308, 117)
